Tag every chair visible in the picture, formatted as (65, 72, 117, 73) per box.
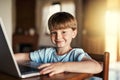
(88, 52, 110, 80)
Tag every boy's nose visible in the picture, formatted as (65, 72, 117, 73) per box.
(56, 33, 62, 39)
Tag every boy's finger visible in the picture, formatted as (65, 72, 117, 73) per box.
(38, 63, 52, 69)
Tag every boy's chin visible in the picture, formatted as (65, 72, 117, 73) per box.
(56, 44, 64, 48)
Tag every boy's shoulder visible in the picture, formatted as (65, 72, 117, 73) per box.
(71, 48, 87, 54)
(72, 48, 84, 52)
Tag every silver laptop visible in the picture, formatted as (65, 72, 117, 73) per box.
(0, 18, 41, 78)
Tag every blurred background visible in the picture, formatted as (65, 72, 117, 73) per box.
(0, 0, 120, 79)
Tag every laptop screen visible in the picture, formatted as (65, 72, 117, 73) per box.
(0, 18, 20, 77)
(0, 18, 40, 78)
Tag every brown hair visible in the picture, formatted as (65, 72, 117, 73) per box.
(48, 12, 77, 31)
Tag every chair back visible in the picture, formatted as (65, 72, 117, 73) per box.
(89, 52, 109, 80)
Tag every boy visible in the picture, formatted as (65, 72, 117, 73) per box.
(15, 12, 102, 76)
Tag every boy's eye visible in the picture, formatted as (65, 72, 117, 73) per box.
(62, 31, 66, 34)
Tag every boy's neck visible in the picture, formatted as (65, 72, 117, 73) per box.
(56, 46, 72, 55)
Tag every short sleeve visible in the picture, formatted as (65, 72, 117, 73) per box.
(72, 48, 91, 61)
(29, 47, 56, 63)
(30, 49, 45, 63)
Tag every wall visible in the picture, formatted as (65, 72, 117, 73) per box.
(0, 0, 13, 44)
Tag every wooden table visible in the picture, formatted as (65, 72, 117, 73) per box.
(0, 72, 93, 80)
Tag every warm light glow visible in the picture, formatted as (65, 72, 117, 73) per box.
(50, 3, 61, 14)
(105, 10, 120, 62)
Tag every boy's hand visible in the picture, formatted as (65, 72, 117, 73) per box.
(38, 62, 65, 76)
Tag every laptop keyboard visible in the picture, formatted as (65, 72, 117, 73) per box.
(18, 61, 41, 74)
(18, 61, 41, 68)
(18, 65, 39, 74)
(22, 61, 41, 68)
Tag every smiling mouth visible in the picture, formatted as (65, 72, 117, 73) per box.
(56, 41, 62, 43)
(56, 41, 64, 44)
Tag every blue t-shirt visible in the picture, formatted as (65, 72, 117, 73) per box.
(30, 47, 91, 63)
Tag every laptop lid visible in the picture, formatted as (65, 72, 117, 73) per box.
(0, 18, 40, 78)
(0, 18, 21, 77)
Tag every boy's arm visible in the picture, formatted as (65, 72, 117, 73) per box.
(38, 57, 102, 76)
(63, 58, 102, 74)
(14, 53, 30, 61)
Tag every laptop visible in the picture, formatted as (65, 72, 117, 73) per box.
(0, 18, 41, 78)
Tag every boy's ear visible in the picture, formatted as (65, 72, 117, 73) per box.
(72, 29, 77, 38)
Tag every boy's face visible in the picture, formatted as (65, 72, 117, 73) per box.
(50, 28, 77, 48)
